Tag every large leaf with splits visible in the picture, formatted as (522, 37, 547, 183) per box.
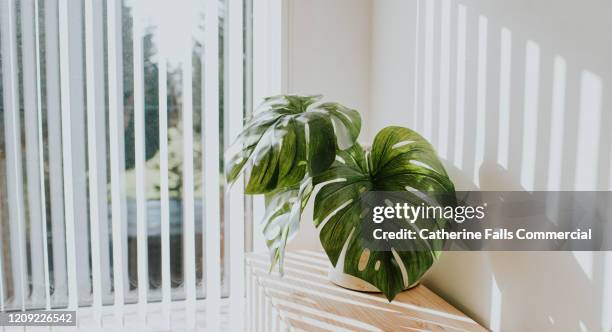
(225, 95, 361, 194)
(261, 179, 313, 274)
(312, 126, 456, 301)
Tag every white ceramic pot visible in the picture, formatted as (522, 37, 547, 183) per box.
(328, 265, 381, 292)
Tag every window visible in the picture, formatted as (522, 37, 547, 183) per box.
(0, 1, 260, 328)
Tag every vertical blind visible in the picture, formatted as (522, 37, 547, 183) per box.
(0, 0, 263, 329)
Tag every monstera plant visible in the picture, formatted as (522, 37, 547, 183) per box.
(226, 95, 455, 301)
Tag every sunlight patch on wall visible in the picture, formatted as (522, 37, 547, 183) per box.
(603, 252, 612, 330)
(489, 273, 502, 332)
(546, 56, 567, 191)
(497, 27, 512, 169)
(575, 70, 603, 191)
(572, 251, 594, 280)
(520, 40, 540, 191)
(453, 4, 467, 169)
(474, 15, 488, 186)
(423, 0, 435, 140)
(437, 0, 452, 158)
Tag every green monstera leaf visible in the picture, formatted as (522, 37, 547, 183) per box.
(312, 126, 456, 301)
(261, 179, 313, 274)
(225, 95, 361, 194)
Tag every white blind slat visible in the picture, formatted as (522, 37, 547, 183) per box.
(58, 0, 80, 310)
(228, 0, 245, 331)
(107, 0, 127, 316)
(67, 0, 91, 305)
(85, 0, 110, 316)
(182, 37, 197, 329)
(43, 0, 68, 308)
(1, 0, 28, 311)
(204, 0, 221, 330)
(159, 54, 171, 326)
(131, 4, 149, 319)
(251, 0, 269, 254)
(33, 0, 52, 310)
(21, 0, 46, 307)
(0, 214, 3, 311)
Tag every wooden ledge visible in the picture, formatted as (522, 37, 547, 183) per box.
(246, 250, 487, 332)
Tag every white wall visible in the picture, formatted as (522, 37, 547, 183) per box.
(283, 0, 611, 330)
(282, 0, 371, 112)
(283, 0, 372, 251)
(369, 0, 612, 331)
(367, 0, 417, 142)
